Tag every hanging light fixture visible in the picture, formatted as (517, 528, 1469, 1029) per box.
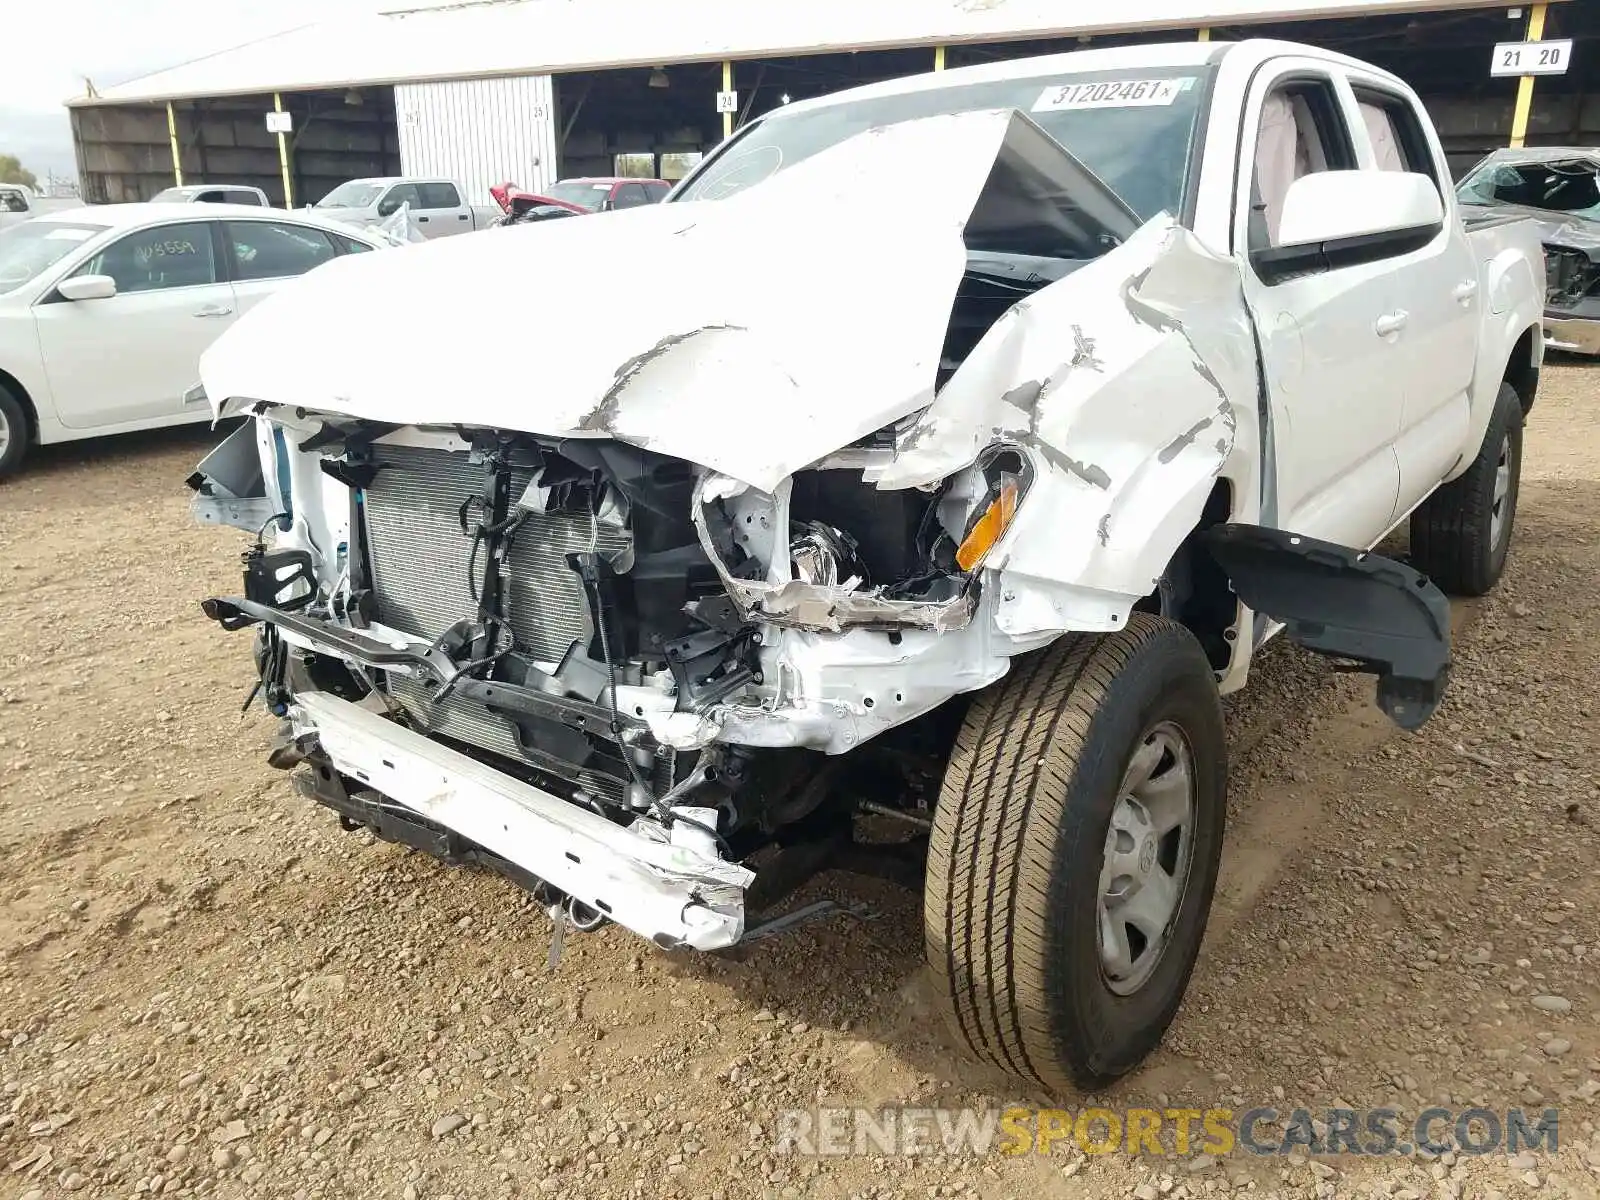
(648, 67, 670, 89)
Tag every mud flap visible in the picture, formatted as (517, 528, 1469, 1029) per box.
(1204, 524, 1450, 731)
(186, 421, 275, 533)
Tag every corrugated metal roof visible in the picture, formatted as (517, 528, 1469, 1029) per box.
(73, 0, 1541, 106)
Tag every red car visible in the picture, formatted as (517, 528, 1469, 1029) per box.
(542, 177, 673, 212)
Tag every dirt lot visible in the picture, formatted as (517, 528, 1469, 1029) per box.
(2, 366, 1598, 1200)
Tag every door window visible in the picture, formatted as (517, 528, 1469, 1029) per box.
(416, 182, 461, 208)
(332, 232, 375, 255)
(377, 184, 422, 216)
(225, 189, 266, 206)
(193, 190, 228, 203)
(613, 183, 652, 209)
(225, 221, 337, 282)
(1250, 79, 1354, 248)
(1354, 91, 1439, 186)
(77, 222, 219, 293)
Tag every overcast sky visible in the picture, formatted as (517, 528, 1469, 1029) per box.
(1, 0, 428, 181)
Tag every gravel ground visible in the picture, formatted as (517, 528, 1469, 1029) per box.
(1, 364, 1598, 1200)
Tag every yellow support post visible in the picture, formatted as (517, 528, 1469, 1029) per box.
(1197, 27, 1210, 42)
(273, 93, 294, 208)
(1508, 3, 1548, 149)
(935, 45, 946, 70)
(722, 61, 734, 139)
(166, 101, 183, 186)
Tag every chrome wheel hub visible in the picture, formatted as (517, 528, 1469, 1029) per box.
(1097, 722, 1198, 996)
(1489, 434, 1513, 551)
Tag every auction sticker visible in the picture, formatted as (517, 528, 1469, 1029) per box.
(1033, 77, 1194, 111)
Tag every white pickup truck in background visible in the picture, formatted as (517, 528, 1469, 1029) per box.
(308, 177, 499, 238)
(151, 183, 271, 207)
(189, 39, 1545, 1098)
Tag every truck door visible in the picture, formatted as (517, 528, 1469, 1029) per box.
(1343, 78, 1480, 518)
(417, 181, 471, 235)
(1235, 64, 1403, 547)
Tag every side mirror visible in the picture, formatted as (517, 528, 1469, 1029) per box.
(600, 198, 616, 212)
(57, 274, 118, 301)
(376, 198, 400, 217)
(1254, 170, 1445, 284)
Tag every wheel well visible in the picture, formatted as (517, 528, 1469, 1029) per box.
(0, 366, 38, 444)
(1134, 478, 1237, 672)
(1504, 327, 1539, 415)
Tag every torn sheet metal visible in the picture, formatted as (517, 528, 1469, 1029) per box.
(689, 473, 975, 634)
(199, 109, 1110, 495)
(874, 216, 1260, 635)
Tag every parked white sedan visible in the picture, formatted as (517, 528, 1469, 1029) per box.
(0, 203, 387, 479)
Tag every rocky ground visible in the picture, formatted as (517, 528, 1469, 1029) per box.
(1, 363, 1598, 1200)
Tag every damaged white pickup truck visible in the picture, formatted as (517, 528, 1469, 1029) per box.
(188, 40, 1544, 1094)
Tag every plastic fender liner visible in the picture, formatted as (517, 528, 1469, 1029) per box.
(1203, 523, 1451, 731)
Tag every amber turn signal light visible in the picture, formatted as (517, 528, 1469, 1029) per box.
(955, 477, 1020, 572)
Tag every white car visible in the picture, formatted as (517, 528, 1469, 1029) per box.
(0, 203, 386, 478)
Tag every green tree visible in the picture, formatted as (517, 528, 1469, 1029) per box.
(0, 155, 39, 190)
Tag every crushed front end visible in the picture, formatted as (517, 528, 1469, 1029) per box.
(191, 414, 1034, 949)
(1543, 240, 1600, 356)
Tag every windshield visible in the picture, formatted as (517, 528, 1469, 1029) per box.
(316, 182, 385, 209)
(0, 222, 107, 295)
(1457, 159, 1600, 220)
(674, 65, 1210, 221)
(545, 181, 612, 211)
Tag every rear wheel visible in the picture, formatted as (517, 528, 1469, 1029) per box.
(1409, 381, 1523, 596)
(0, 383, 28, 481)
(925, 614, 1227, 1094)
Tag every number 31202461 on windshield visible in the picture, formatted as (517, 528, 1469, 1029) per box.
(1032, 77, 1193, 112)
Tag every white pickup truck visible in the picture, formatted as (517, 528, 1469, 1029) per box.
(188, 39, 1544, 1095)
(308, 177, 499, 238)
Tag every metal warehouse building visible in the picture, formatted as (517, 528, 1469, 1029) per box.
(66, 0, 1597, 208)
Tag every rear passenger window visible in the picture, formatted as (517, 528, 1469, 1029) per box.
(417, 182, 461, 209)
(226, 221, 337, 281)
(1354, 91, 1439, 189)
(225, 189, 265, 206)
(1250, 78, 1355, 248)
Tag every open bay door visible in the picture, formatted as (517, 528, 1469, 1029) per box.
(394, 75, 559, 206)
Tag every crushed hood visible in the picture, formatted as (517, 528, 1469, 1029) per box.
(200, 108, 1137, 492)
(1461, 202, 1600, 257)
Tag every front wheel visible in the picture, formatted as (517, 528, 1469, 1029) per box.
(0, 383, 28, 481)
(924, 614, 1227, 1095)
(1409, 381, 1524, 597)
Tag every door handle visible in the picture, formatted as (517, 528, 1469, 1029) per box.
(1374, 311, 1409, 337)
(457, 213, 469, 220)
(192, 305, 233, 319)
(1452, 280, 1479, 306)
(417, 215, 430, 222)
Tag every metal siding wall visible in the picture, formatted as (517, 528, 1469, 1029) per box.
(394, 75, 557, 206)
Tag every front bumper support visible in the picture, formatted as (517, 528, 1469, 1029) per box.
(289, 691, 752, 950)
(202, 596, 656, 747)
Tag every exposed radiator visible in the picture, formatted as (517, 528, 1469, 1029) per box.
(360, 442, 630, 797)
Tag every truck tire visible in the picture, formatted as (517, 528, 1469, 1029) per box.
(0, 383, 28, 481)
(1409, 381, 1523, 597)
(925, 613, 1227, 1094)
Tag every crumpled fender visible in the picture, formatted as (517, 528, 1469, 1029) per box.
(873, 216, 1262, 635)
